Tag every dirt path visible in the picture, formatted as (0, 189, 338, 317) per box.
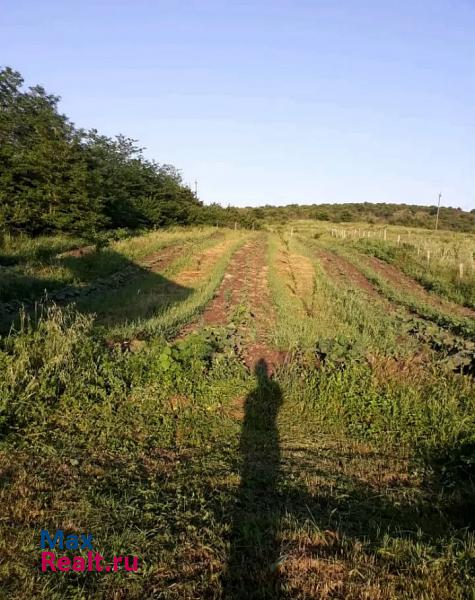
(184, 234, 285, 373)
(364, 255, 475, 319)
(199, 241, 253, 326)
(315, 249, 380, 298)
(238, 237, 285, 373)
(140, 244, 184, 273)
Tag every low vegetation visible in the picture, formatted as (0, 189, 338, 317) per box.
(0, 221, 474, 599)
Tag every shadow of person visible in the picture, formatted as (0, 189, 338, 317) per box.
(224, 358, 284, 599)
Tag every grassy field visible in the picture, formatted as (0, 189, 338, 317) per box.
(0, 223, 474, 599)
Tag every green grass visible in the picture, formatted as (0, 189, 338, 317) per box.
(0, 232, 87, 265)
(0, 306, 251, 599)
(350, 237, 475, 309)
(0, 227, 474, 599)
(269, 232, 474, 449)
(327, 242, 475, 340)
(0, 227, 221, 304)
(285, 220, 475, 309)
(267, 233, 414, 357)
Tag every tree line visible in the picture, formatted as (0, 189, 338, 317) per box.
(0, 67, 208, 235)
(258, 202, 475, 232)
(1, 67, 473, 236)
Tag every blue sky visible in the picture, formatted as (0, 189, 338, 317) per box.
(2, 0, 474, 209)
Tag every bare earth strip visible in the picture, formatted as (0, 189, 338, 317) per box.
(363, 255, 475, 319)
(183, 234, 285, 373)
(200, 240, 255, 325)
(174, 238, 254, 339)
(140, 244, 185, 273)
(238, 236, 284, 373)
(315, 249, 380, 298)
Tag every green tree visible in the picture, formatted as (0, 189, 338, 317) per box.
(0, 67, 103, 234)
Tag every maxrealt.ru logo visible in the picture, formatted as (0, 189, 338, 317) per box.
(40, 530, 139, 573)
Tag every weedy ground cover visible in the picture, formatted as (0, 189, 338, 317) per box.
(0, 228, 242, 334)
(0, 225, 474, 599)
(305, 230, 475, 340)
(0, 227, 220, 305)
(351, 236, 475, 309)
(0, 232, 87, 266)
(292, 221, 475, 308)
(337, 246, 475, 340)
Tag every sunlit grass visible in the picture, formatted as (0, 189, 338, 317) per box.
(0, 227, 474, 599)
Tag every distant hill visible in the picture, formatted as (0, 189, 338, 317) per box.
(2, 70, 473, 236)
(253, 202, 475, 233)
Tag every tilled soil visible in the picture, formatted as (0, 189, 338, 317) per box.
(185, 235, 286, 374)
(364, 255, 475, 319)
(315, 249, 380, 298)
(242, 239, 286, 374)
(141, 244, 184, 273)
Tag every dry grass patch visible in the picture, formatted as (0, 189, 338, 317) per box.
(174, 238, 238, 286)
(367, 352, 430, 384)
(276, 247, 316, 316)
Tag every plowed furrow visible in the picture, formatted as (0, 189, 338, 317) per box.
(184, 235, 285, 374)
(364, 255, 475, 319)
(316, 249, 380, 298)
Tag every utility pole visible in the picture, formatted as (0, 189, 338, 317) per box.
(194, 180, 198, 198)
(435, 193, 442, 231)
